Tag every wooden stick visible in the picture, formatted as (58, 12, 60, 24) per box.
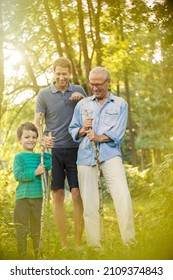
(85, 110, 104, 247)
(46, 131, 52, 258)
(38, 112, 48, 259)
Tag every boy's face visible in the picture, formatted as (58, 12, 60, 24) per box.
(20, 130, 37, 152)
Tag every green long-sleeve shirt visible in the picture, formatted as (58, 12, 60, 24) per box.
(13, 152, 52, 200)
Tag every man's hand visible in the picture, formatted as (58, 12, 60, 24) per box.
(39, 135, 55, 149)
(44, 135, 55, 148)
(69, 92, 85, 101)
(86, 129, 111, 143)
(86, 130, 99, 142)
(83, 117, 93, 131)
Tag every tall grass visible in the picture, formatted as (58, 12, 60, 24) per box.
(0, 154, 173, 260)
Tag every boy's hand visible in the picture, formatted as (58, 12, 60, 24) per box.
(35, 163, 45, 176)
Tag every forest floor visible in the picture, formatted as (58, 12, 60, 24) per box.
(0, 190, 173, 260)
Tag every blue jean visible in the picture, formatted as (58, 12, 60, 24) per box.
(14, 198, 42, 258)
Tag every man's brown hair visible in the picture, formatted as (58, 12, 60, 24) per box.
(53, 57, 72, 74)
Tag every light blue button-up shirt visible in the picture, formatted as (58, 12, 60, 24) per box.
(69, 93, 128, 166)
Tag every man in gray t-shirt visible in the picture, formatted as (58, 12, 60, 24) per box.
(35, 57, 86, 250)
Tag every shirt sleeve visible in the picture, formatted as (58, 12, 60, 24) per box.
(69, 102, 84, 143)
(44, 152, 52, 171)
(35, 90, 47, 113)
(75, 85, 87, 98)
(79, 87, 87, 97)
(103, 101, 128, 145)
(13, 154, 35, 182)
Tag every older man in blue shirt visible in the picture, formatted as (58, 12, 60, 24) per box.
(69, 66, 135, 250)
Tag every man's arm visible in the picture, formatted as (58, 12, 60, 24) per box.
(34, 112, 42, 141)
(34, 112, 54, 148)
(86, 130, 111, 143)
(78, 117, 112, 142)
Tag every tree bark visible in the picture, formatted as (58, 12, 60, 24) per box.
(117, 2, 137, 166)
(87, 0, 102, 65)
(124, 71, 137, 166)
(0, 0, 4, 120)
(43, 0, 63, 56)
(43, 0, 80, 83)
(77, 0, 91, 80)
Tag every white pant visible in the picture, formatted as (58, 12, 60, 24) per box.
(77, 156, 135, 246)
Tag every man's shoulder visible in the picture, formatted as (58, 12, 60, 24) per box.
(70, 83, 83, 90)
(110, 93, 127, 106)
(77, 95, 92, 105)
(69, 83, 86, 94)
(38, 85, 52, 95)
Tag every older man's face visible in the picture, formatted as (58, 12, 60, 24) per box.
(89, 72, 110, 100)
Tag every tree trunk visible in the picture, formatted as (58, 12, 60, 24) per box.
(43, 0, 80, 83)
(116, 81, 120, 96)
(43, 0, 63, 56)
(118, 4, 137, 166)
(140, 149, 144, 171)
(0, 0, 4, 120)
(18, 45, 39, 93)
(87, 0, 102, 65)
(77, 0, 91, 80)
(124, 72, 137, 166)
(94, 0, 102, 65)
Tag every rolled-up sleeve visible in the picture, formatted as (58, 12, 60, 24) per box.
(69, 104, 83, 143)
(103, 101, 128, 145)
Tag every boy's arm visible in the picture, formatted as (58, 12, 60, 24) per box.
(44, 153, 52, 171)
(13, 155, 35, 182)
(34, 112, 54, 148)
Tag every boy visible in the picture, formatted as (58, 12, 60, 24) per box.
(13, 122, 51, 259)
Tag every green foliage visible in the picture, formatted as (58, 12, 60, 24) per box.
(0, 168, 16, 259)
(0, 0, 173, 260)
(150, 153, 173, 213)
(126, 165, 151, 198)
(1, 158, 173, 260)
(1, 0, 173, 168)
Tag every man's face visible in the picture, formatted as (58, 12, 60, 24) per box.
(54, 66, 71, 90)
(89, 72, 110, 100)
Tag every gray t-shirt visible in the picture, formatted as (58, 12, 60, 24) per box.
(35, 83, 87, 148)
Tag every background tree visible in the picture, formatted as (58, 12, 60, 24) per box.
(0, 0, 173, 260)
